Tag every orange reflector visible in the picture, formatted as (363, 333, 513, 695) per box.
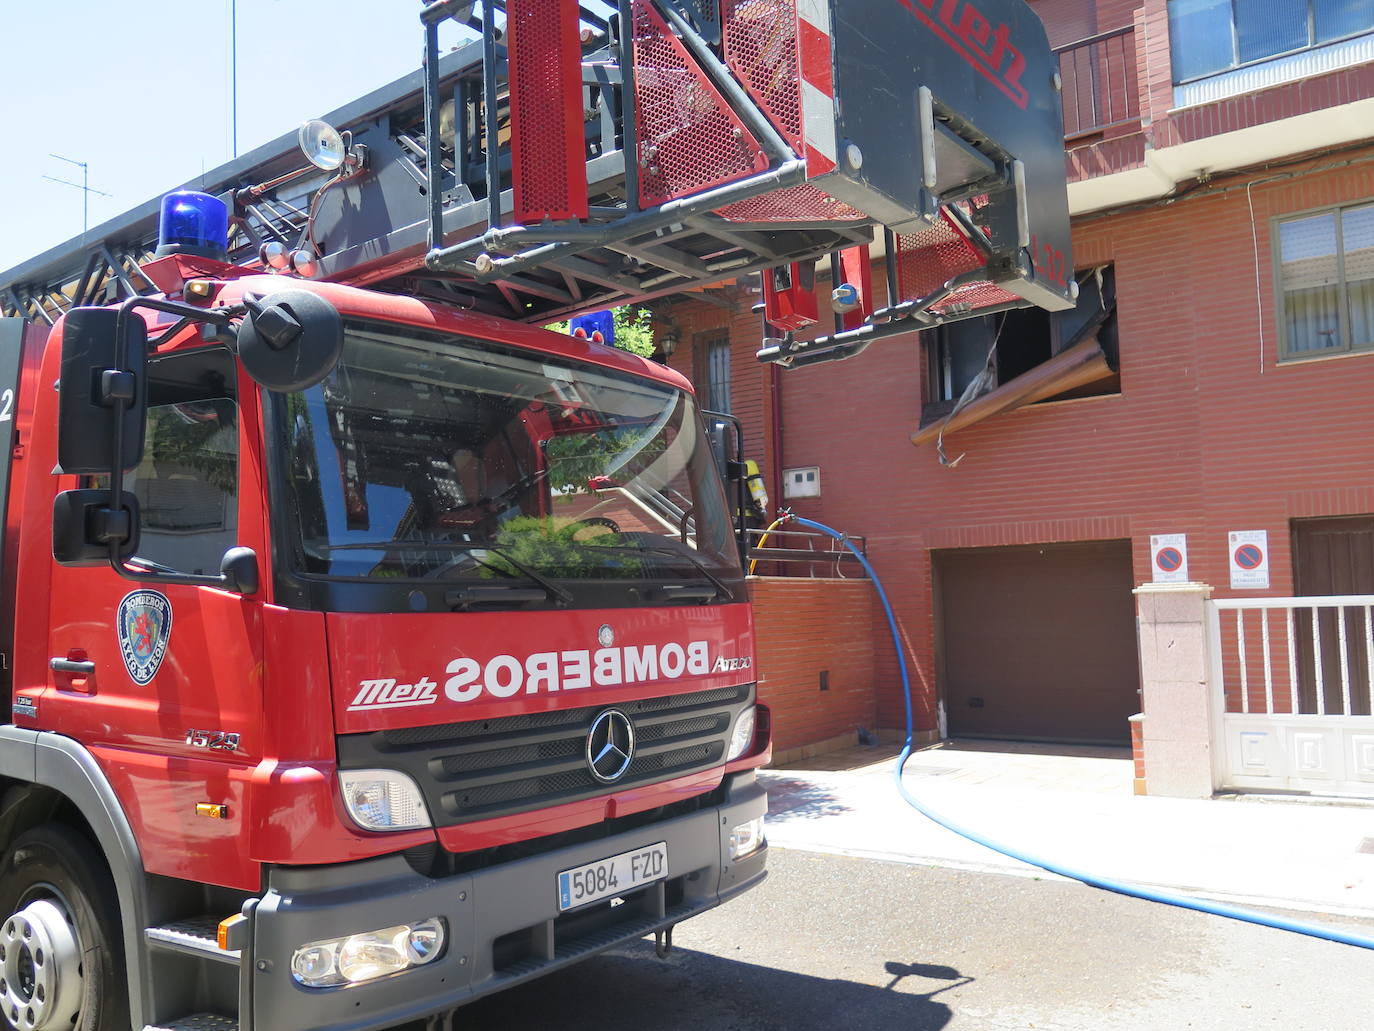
(195, 803, 229, 819)
(217, 914, 247, 952)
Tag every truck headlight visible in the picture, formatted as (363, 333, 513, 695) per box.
(339, 769, 431, 831)
(729, 816, 765, 859)
(725, 706, 757, 762)
(291, 918, 446, 988)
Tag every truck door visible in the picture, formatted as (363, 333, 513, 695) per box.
(43, 345, 265, 886)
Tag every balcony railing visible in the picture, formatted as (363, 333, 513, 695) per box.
(1055, 26, 1140, 138)
(746, 526, 868, 580)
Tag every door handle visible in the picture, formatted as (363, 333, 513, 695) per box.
(50, 658, 96, 675)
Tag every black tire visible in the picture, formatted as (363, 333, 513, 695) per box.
(0, 824, 128, 1031)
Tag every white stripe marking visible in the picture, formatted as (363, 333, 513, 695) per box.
(796, 0, 829, 31)
(801, 79, 837, 159)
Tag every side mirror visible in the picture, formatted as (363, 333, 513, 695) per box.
(706, 419, 735, 483)
(237, 290, 344, 392)
(52, 489, 140, 566)
(57, 308, 147, 474)
(219, 547, 260, 596)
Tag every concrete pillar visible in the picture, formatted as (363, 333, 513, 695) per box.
(1133, 582, 1215, 798)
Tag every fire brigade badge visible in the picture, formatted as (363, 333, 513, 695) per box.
(117, 590, 173, 685)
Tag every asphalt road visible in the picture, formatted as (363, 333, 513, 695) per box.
(436, 848, 1373, 1031)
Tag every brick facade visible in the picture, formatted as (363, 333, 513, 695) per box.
(747, 578, 878, 759)
(663, 4, 1374, 755)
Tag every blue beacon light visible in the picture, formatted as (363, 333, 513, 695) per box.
(155, 191, 229, 261)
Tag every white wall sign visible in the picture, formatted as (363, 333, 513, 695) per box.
(1228, 530, 1270, 589)
(1150, 534, 1189, 583)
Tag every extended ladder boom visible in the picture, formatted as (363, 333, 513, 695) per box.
(2, 0, 1074, 366)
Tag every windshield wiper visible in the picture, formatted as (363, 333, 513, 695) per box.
(587, 542, 734, 602)
(311, 539, 572, 605)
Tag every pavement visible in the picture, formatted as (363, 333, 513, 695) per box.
(759, 740, 1374, 919)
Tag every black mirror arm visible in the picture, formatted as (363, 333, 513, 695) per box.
(118, 548, 260, 596)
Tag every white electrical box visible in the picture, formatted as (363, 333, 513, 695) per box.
(783, 466, 821, 498)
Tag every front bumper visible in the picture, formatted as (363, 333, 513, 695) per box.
(249, 771, 768, 1031)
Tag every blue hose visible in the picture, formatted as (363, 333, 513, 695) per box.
(792, 516, 1374, 950)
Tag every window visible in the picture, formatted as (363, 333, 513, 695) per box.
(125, 349, 239, 575)
(1169, 0, 1374, 82)
(924, 267, 1118, 419)
(693, 331, 732, 414)
(1276, 201, 1374, 359)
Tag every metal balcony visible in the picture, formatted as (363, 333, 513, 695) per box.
(1055, 26, 1141, 138)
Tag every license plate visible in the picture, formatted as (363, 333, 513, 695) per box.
(558, 842, 668, 911)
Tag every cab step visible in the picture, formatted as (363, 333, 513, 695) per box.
(145, 917, 241, 965)
(143, 1015, 237, 1031)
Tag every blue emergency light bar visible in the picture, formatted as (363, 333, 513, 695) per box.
(569, 310, 614, 345)
(155, 191, 229, 261)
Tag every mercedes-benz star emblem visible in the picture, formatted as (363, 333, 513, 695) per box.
(597, 623, 615, 648)
(586, 709, 635, 783)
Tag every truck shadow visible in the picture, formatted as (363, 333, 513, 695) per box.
(449, 947, 967, 1030)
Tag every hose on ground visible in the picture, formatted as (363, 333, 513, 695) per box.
(792, 515, 1374, 951)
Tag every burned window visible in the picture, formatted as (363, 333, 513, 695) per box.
(923, 266, 1118, 425)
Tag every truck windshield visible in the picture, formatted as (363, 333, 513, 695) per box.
(276, 321, 743, 601)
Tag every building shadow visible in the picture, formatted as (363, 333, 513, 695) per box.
(758, 774, 855, 820)
(450, 947, 968, 1030)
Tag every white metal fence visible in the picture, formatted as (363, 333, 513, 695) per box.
(1209, 596, 1374, 795)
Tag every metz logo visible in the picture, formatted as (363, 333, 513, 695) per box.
(897, 0, 1029, 110)
(349, 677, 440, 712)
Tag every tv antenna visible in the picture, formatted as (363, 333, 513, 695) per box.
(43, 154, 112, 238)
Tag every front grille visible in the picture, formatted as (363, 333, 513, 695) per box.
(337, 684, 753, 826)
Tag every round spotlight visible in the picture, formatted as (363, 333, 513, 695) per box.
(259, 241, 291, 270)
(298, 120, 346, 172)
(290, 249, 320, 278)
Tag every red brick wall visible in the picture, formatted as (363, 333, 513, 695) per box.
(751, 149, 1374, 739)
(748, 577, 878, 753)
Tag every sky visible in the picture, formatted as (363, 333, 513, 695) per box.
(0, 2, 469, 275)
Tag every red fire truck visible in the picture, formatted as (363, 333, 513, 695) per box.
(0, 2, 1071, 1029)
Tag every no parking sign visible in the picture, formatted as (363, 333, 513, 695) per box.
(1150, 534, 1189, 583)
(1228, 530, 1270, 589)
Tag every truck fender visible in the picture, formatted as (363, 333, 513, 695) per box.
(0, 726, 155, 1031)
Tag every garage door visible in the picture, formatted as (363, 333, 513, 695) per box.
(935, 540, 1140, 744)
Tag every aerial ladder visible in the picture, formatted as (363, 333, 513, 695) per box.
(1, 0, 1074, 370)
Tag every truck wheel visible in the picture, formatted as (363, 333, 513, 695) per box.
(0, 825, 127, 1031)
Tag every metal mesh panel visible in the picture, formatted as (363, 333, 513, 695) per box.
(638, 714, 726, 742)
(715, 183, 865, 222)
(896, 212, 1020, 314)
(628, 744, 716, 776)
(937, 281, 1022, 313)
(633, 0, 770, 207)
(722, 0, 803, 152)
(508, 0, 589, 222)
(895, 213, 985, 301)
(439, 738, 581, 774)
